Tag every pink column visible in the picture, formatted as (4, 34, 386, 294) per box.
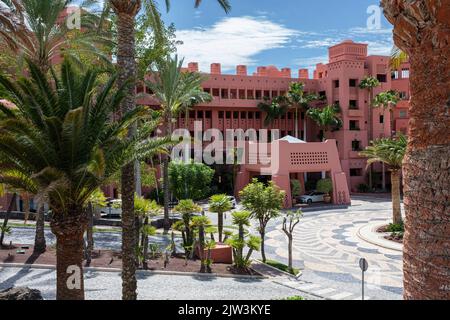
(272, 174, 292, 208)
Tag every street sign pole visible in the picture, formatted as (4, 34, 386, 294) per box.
(359, 258, 368, 301)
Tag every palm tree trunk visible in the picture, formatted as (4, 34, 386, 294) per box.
(382, 0, 450, 300)
(163, 112, 172, 234)
(85, 203, 94, 265)
(303, 116, 307, 141)
(112, 1, 141, 300)
(198, 225, 206, 273)
(51, 214, 87, 300)
(382, 121, 386, 191)
(368, 89, 374, 190)
(218, 212, 223, 243)
(294, 108, 299, 138)
(33, 205, 46, 253)
(0, 193, 16, 246)
(23, 194, 30, 224)
(391, 170, 402, 225)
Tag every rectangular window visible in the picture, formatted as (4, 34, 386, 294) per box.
(319, 91, 326, 99)
(255, 90, 262, 100)
(301, 112, 305, 120)
(247, 90, 254, 99)
(334, 80, 340, 88)
(221, 89, 228, 99)
(189, 111, 196, 118)
(225, 111, 231, 119)
(203, 88, 211, 94)
(402, 68, 410, 78)
(399, 91, 408, 100)
(391, 70, 399, 79)
(197, 111, 203, 119)
(218, 111, 224, 119)
(352, 140, 361, 151)
(205, 111, 212, 119)
(240, 111, 247, 119)
(248, 112, 254, 119)
(233, 111, 239, 119)
(377, 74, 387, 83)
(212, 88, 220, 97)
(350, 168, 363, 177)
(349, 100, 358, 109)
(349, 79, 357, 87)
(230, 89, 237, 99)
(287, 112, 293, 120)
(379, 115, 384, 124)
(255, 112, 261, 119)
(349, 120, 359, 131)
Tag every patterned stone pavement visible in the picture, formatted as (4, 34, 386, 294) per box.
(253, 196, 404, 300)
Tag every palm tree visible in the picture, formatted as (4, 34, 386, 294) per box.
(286, 82, 319, 140)
(373, 90, 400, 191)
(359, 76, 380, 189)
(85, 188, 107, 265)
(373, 90, 400, 138)
(208, 194, 232, 243)
(0, 59, 168, 300)
(0, 0, 110, 74)
(390, 45, 408, 69)
(307, 104, 343, 142)
(257, 96, 289, 127)
(146, 55, 208, 234)
(360, 135, 407, 225)
(307, 104, 342, 179)
(381, 0, 449, 300)
(180, 84, 212, 130)
(106, 0, 230, 300)
(191, 215, 211, 273)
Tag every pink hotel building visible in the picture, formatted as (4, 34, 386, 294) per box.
(138, 40, 411, 196)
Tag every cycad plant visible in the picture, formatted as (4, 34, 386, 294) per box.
(173, 199, 201, 257)
(225, 211, 261, 270)
(0, 59, 169, 300)
(208, 194, 232, 243)
(191, 215, 211, 273)
(359, 135, 407, 225)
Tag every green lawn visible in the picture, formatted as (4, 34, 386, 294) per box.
(265, 259, 300, 276)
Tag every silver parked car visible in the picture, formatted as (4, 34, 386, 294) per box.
(298, 192, 325, 204)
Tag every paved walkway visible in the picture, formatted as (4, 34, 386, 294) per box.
(255, 196, 404, 300)
(1, 196, 404, 300)
(0, 266, 311, 300)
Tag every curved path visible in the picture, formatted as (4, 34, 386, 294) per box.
(257, 196, 404, 300)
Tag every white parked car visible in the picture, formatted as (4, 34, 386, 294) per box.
(297, 192, 326, 204)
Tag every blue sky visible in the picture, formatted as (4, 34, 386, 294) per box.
(159, 0, 395, 75)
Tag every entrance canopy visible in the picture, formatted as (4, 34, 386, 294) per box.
(235, 138, 350, 208)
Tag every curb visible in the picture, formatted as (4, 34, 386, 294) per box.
(0, 263, 267, 280)
(252, 259, 302, 279)
(356, 223, 403, 252)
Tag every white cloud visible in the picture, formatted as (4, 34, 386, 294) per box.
(175, 16, 298, 72)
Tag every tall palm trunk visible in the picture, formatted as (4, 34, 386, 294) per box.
(33, 205, 46, 253)
(259, 229, 267, 263)
(294, 108, 299, 138)
(51, 212, 87, 300)
(0, 193, 17, 246)
(368, 89, 374, 190)
(23, 193, 30, 224)
(163, 112, 172, 233)
(382, 0, 450, 300)
(111, 0, 141, 300)
(390, 170, 402, 225)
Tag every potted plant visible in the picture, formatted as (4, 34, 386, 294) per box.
(316, 178, 333, 203)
